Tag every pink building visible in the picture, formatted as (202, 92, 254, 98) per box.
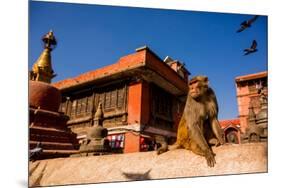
(235, 71, 268, 133)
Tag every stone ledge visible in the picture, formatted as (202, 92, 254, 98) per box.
(29, 143, 267, 187)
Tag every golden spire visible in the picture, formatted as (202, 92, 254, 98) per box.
(30, 30, 57, 83)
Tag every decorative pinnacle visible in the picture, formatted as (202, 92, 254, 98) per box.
(29, 30, 57, 83)
(42, 30, 57, 50)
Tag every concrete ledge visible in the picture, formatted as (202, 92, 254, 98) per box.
(29, 143, 267, 187)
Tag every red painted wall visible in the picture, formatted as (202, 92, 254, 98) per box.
(127, 81, 150, 125)
(127, 82, 142, 125)
(124, 131, 140, 153)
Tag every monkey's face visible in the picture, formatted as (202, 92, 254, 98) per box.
(189, 81, 208, 99)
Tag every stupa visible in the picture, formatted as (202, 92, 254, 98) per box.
(29, 30, 79, 160)
(77, 102, 111, 156)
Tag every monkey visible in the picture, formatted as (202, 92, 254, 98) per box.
(157, 76, 225, 167)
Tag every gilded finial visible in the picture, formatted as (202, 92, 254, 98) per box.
(42, 30, 57, 50)
(29, 30, 57, 83)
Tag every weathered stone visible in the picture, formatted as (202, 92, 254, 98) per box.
(77, 103, 111, 155)
(29, 143, 267, 187)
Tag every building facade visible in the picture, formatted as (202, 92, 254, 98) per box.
(53, 46, 190, 153)
(235, 71, 268, 133)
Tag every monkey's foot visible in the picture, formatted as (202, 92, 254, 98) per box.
(205, 150, 216, 167)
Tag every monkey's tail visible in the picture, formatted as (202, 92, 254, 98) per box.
(156, 141, 168, 155)
(157, 142, 180, 155)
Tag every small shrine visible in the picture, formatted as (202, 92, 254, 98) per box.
(242, 86, 268, 143)
(29, 30, 79, 160)
(76, 103, 111, 156)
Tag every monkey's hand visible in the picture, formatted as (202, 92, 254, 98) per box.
(205, 149, 216, 167)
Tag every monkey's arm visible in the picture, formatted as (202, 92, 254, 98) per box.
(188, 119, 216, 167)
(188, 120, 210, 152)
(210, 118, 225, 145)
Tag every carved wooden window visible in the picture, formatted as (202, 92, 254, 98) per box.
(93, 84, 127, 112)
(66, 100, 71, 116)
(80, 98, 85, 114)
(248, 78, 267, 94)
(76, 99, 82, 115)
(105, 92, 111, 109)
(117, 87, 125, 108)
(151, 84, 173, 129)
(248, 81, 258, 93)
(60, 82, 128, 127)
(86, 96, 92, 114)
(60, 93, 92, 119)
(70, 100, 77, 118)
(59, 101, 67, 114)
(103, 89, 118, 110)
(110, 90, 117, 108)
(152, 87, 172, 117)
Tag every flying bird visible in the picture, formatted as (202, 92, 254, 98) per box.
(30, 142, 43, 161)
(244, 40, 258, 55)
(237, 15, 259, 33)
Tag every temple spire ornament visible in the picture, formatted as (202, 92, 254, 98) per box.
(30, 30, 57, 83)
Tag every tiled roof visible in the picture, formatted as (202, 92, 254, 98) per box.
(53, 50, 146, 90)
(52, 47, 189, 94)
(219, 119, 240, 129)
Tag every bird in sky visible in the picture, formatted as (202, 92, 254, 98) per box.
(237, 15, 259, 33)
(244, 40, 258, 55)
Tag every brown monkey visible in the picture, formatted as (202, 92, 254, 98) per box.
(157, 76, 225, 167)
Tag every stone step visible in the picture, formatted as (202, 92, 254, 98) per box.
(31, 149, 80, 160)
(30, 126, 77, 139)
(30, 141, 78, 151)
(42, 149, 79, 155)
(30, 133, 73, 143)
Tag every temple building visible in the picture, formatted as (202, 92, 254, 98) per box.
(235, 71, 268, 133)
(53, 46, 190, 153)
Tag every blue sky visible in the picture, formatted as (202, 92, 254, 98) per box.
(29, 1, 267, 120)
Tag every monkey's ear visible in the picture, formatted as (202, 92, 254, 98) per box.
(204, 76, 209, 83)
